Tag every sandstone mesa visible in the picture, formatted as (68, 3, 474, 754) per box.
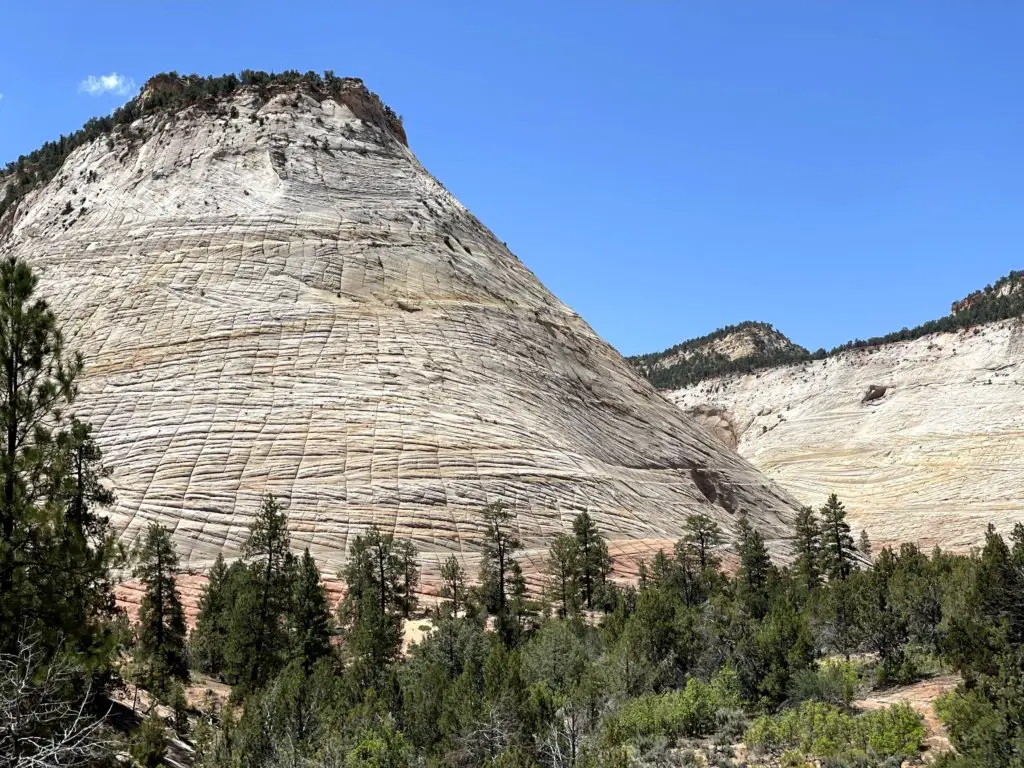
(0, 76, 801, 583)
(663, 319, 1024, 552)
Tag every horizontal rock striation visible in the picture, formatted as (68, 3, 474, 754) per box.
(1, 81, 800, 579)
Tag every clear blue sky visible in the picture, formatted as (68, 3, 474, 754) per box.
(2, 2, 1022, 355)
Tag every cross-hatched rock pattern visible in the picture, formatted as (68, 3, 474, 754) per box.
(668, 320, 1024, 552)
(1, 82, 799, 578)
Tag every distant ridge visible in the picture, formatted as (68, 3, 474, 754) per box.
(633, 270, 1024, 389)
(629, 321, 810, 390)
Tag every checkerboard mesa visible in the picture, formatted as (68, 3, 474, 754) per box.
(0, 70, 800, 583)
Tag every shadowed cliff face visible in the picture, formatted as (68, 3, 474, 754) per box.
(0, 82, 800, 579)
(669, 319, 1024, 552)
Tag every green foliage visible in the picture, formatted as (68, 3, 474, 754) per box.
(610, 585, 700, 695)
(439, 554, 467, 617)
(792, 506, 822, 595)
(682, 513, 725, 572)
(603, 676, 737, 745)
(573, 510, 613, 610)
(820, 494, 857, 581)
(132, 523, 188, 697)
(788, 658, 861, 706)
(289, 547, 332, 672)
(735, 598, 815, 708)
(478, 503, 527, 642)
(745, 701, 924, 761)
(628, 321, 811, 389)
(735, 513, 775, 619)
(130, 709, 169, 767)
(543, 533, 580, 618)
(0, 257, 119, 666)
(935, 647, 1024, 767)
(338, 526, 417, 683)
(346, 714, 412, 768)
(224, 494, 294, 692)
(520, 620, 589, 696)
(188, 554, 233, 676)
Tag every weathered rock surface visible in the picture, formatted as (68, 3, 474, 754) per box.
(668, 320, 1024, 551)
(0, 79, 800, 580)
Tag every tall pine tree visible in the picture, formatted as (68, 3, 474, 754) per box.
(820, 493, 856, 581)
(289, 548, 332, 673)
(572, 511, 612, 610)
(438, 555, 467, 618)
(338, 526, 410, 679)
(792, 506, 821, 595)
(190, 553, 230, 675)
(682, 513, 724, 572)
(396, 540, 420, 619)
(225, 494, 294, 691)
(544, 533, 580, 618)
(736, 514, 774, 620)
(478, 503, 526, 645)
(0, 257, 117, 663)
(478, 504, 525, 616)
(132, 523, 188, 696)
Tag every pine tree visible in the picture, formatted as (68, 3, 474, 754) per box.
(130, 709, 169, 768)
(572, 511, 612, 610)
(0, 257, 117, 662)
(439, 555, 467, 617)
(289, 548, 332, 673)
(132, 523, 188, 696)
(478, 503, 525, 619)
(225, 494, 294, 690)
(338, 526, 406, 677)
(977, 523, 1024, 643)
(50, 418, 118, 648)
(820, 493, 856, 581)
(396, 540, 420, 619)
(817, 573, 863, 660)
(671, 537, 703, 606)
(736, 514, 774, 620)
(636, 559, 650, 591)
(682, 513, 724, 572)
(860, 546, 909, 683)
(792, 506, 821, 594)
(544, 533, 580, 618)
(649, 549, 675, 588)
(859, 529, 873, 560)
(190, 553, 229, 675)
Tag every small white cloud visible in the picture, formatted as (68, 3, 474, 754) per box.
(79, 73, 135, 97)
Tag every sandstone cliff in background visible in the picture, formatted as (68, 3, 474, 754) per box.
(0, 73, 800, 580)
(652, 309, 1024, 552)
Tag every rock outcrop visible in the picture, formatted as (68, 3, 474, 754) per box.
(668, 320, 1024, 551)
(629, 321, 811, 391)
(0, 74, 801, 581)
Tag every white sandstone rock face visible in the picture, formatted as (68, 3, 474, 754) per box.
(0, 82, 800, 580)
(668, 321, 1024, 552)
